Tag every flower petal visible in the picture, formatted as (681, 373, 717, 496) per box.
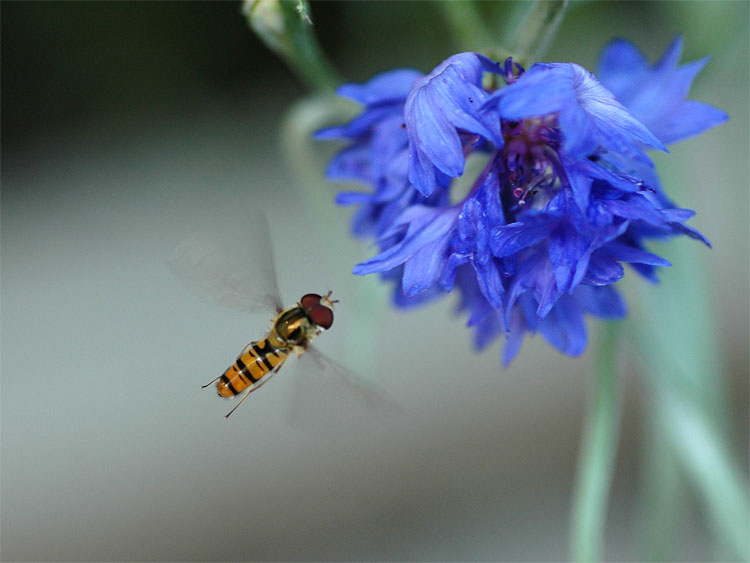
(491, 63, 666, 157)
(490, 214, 559, 258)
(597, 37, 728, 145)
(402, 233, 454, 295)
(576, 285, 627, 319)
(337, 69, 423, 106)
(582, 254, 625, 286)
(538, 294, 587, 356)
(405, 53, 503, 195)
(353, 206, 459, 276)
(598, 241, 672, 267)
(326, 142, 373, 183)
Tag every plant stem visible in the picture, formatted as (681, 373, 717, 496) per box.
(245, 0, 341, 94)
(506, 0, 569, 66)
(436, 0, 494, 53)
(658, 382, 750, 560)
(630, 240, 748, 560)
(570, 321, 622, 562)
(278, 0, 340, 93)
(638, 397, 683, 561)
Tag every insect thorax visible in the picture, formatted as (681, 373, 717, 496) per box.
(271, 306, 318, 348)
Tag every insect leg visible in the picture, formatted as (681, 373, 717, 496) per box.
(224, 373, 277, 418)
(201, 375, 223, 389)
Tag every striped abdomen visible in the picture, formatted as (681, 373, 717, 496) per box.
(217, 339, 288, 397)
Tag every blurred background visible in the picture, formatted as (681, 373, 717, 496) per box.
(2, 1, 747, 561)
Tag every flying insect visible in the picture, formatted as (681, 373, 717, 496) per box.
(168, 217, 389, 419)
(201, 291, 338, 417)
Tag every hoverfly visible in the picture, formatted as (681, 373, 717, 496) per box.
(201, 291, 338, 417)
(168, 216, 391, 419)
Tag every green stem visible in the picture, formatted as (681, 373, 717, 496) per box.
(245, 0, 341, 93)
(639, 397, 683, 561)
(505, 0, 569, 66)
(278, 0, 340, 93)
(438, 0, 569, 65)
(570, 321, 623, 562)
(657, 381, 750, 560)
(436, 0, 494, 53)
(629, 240, 748, 559)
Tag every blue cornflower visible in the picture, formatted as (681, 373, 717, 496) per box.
(318, 38, 727, 364)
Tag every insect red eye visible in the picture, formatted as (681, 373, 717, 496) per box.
(300, 293, 322, 310)
(309, 305, 333, 329)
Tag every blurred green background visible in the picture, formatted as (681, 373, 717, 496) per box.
(2, 2, 747, 561)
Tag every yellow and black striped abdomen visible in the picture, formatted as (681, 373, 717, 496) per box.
(217, 339, 288, 398)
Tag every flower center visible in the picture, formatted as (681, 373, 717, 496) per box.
(501, 115, 561, 206)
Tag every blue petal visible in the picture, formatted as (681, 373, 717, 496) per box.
(405, 53, 503, 195)
(402, 232, 454, 296)
(667, 220, 712, 247)
(475, 313, 504, 351)
(389, 266, 446, 309)
(502, 305, 529, 366)
(491, 63, 666, 158)
(596, 39, 651, 107)
(440, 252, 469, 292)
(532, 262, 561, 319)
(337, 69, 423, 105)
(601, 194, 665, 224)
(503, 248, 561, 320)
(326, 142, 373, 183)
(598, 241, 672, 267)
(550, 218, 628, 294)
(353, 206, 459, 276)
(646, 100, 728, 146)
(601, 195, 710, 246)
(458, 170, 506, 254)
(548, 225, 592, 293)
(576, 285, 627, 319)
(458, 195, 482, 249)
(453, 264, 504, 332)
(655, 35, 685, 73)
(562, 157, 593, 211)
(582, 254, 625, 285)
(490, 213, 559, 258)
(336, 191, 373, 206)
(629, 262, 661, 283)
(315, 105, 394, 140)
(538, 294, 587, 356)
(471, 258, 505, 309)
(564, 155, 646, 197)
(597, 37, 728, 146)
(370, 115, 409, 178)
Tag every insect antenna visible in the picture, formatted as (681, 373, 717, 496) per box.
(322, 290, 339, 308)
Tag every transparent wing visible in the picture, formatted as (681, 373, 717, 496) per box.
(168, 215, 284, 313)
(286, 346, 403, 427)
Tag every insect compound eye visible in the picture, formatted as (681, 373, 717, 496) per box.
(300, 293, 322, 311)
(308, 304, 333, 330)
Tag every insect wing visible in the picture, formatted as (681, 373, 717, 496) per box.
(168, 215, 284, 313)
(288, 346, 403, 426)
